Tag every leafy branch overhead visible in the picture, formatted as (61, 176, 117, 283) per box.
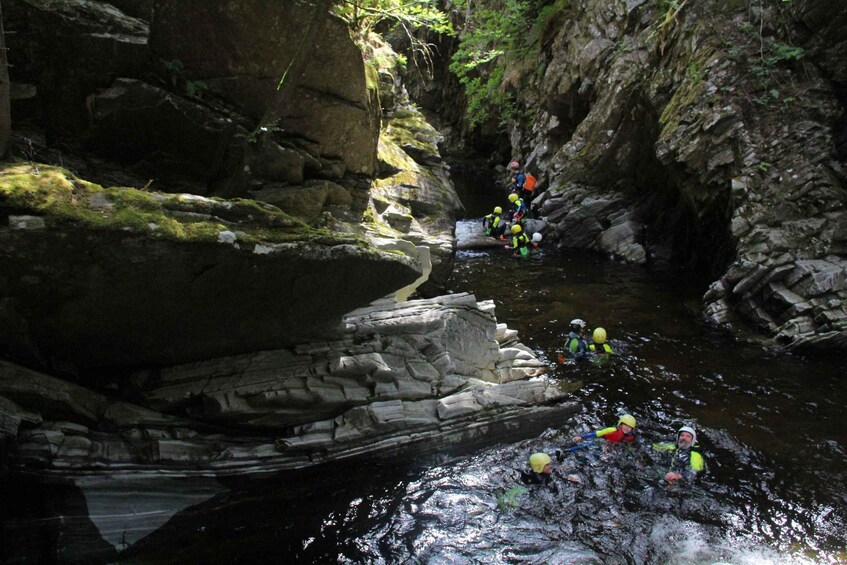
(332, 0, 454, 71)
(450, 0, 569, 129)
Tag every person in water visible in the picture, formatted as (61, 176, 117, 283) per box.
(587, 327, 614, 355)
(482, 206, 506, 238)
(520, 452, 554, 485)
(519, 452, 580, 490)
(652, 425, 705, 484)
(505, 223, 531, 257)
(572, 414, 637, 445)
(558, 318, 588, 361)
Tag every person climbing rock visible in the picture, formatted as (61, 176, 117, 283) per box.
(482, 206, 506, 238)
(507, 160, 525, 194)
(519, 170, 537, 203)
(572, 414, 637, 445)
(652, 425, 705, 484)
(505, 223, 530, 257)
(508, 192, 527, 223)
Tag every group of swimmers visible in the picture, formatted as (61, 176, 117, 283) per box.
(520, 320, 705, 488)
(521, 415, 706, 488)
(481, 161, 541, 257)
(481, 161, 706, 489)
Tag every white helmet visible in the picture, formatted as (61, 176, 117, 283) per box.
(569, 318, 586, 329)
(532, 232, 542, 243)
(678, 426, 697, 445)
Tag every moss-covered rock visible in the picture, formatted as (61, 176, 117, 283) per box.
(0, 164, 422, 370)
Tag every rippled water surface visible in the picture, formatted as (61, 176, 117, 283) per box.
(120, 226, 846, 564)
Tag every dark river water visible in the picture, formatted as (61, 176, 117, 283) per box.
(113, 219, 846, 564)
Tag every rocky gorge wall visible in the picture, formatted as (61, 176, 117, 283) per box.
(416, 0, 846, 350)
(0, 0, 575, 497)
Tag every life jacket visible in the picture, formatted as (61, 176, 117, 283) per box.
(595, 427, 635, 443)
(588, 343, 613, 354)
(523, 174, 537, 192)
(512, 198, 527, 220)
(511, 232, 530, 257)
(655, 445, 704, 472)
(564, 333, 585, 356)
(512, 232, 529, 248)
(483, 213, 501, 235)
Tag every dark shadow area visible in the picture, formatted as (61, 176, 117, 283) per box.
(0, 473, 117, 564)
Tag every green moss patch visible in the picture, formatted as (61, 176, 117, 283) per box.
(0, 164, 363, 247)
(384, 113, 440, 159)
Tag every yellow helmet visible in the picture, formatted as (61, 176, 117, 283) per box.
(618, 414, 636, 429)
(493, 206, 502, 214)
(593, 327, 607, 344)
(508, 193, 519, 203)
(529, 452, 551, 473)
(511, 224, 522, 234)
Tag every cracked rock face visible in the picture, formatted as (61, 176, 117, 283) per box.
(441, 0, 847, 349)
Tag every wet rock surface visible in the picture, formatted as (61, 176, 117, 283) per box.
(0, 290, 572, 557)
(416, 0, 846, 349)
(0, 293, 565, 474)
(523, 0, 847, 348)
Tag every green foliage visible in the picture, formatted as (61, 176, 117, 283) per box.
(234, 124, 284, 144)
(449, 0, 566, 129)
(767, 42, 805, 65)
(650, 0, 688, 41)
(163, 59, 209, 100)
(333, 0, 452, 38)
(333, 0, 453, 70)
(686, 61, 703, 84)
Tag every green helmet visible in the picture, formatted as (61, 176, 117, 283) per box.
(593, 327, 607, 344)
(618, 414, 636, 429)
(494, 206, 502, 214)
(529, 452, 552, 473)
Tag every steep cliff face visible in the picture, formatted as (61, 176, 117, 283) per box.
(0, 2, 562, 509)
(429, 0, 846, 349)
(2, 0, 465, 372)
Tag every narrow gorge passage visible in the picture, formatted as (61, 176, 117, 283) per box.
(117, 190, 845, 564)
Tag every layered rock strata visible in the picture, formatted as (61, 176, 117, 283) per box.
(1, 293, 570, 553)
(431, 0, 846, 348)
(1, 293, 562, 477)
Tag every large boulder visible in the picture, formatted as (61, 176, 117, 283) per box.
(150, 0, 379, 176)
(5, 0, 149, 134)
(0, 165, 420, 371)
